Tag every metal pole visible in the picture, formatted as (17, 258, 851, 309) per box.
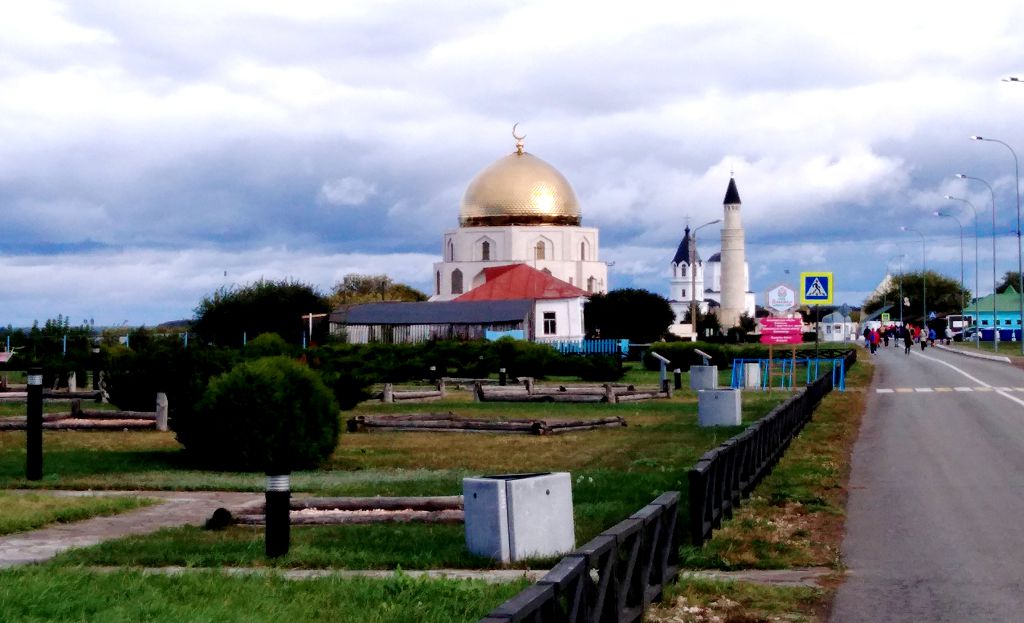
(957, 174, 999, 349)
(688, 219, 721, 340)
(265, 473, 291, 558)
(946, 195, 981, 347)
(26, 367, 43, 481)
(935, 211, 964, 341)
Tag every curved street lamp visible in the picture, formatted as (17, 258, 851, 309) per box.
(901, 226, 927, 327)
(944, 194, 981, 347)
(888, 254, 906, 327)
(970, 136, 1023, 351)
(956, 174, 1000, 350)
(689, 219, 722, 336)
(935, 209, 967, 344)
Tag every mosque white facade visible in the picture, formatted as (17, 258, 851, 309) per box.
(431, 132, 608, 301)
(668, 178, 756, 330)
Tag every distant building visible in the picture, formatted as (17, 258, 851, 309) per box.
(963, 286, 1023, 332)
(431, 130, 607, 300)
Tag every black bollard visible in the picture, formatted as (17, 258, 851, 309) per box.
(26, 367, 43, 481)
(674, 368, 682, 390)
(265, 473, 291, 558)
(499, 367, 507, 386)
(428, 365, 437, 383)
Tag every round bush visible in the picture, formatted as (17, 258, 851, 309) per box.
(189, 356, 340, 471)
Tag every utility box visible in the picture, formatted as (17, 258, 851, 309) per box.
(698, 389, 742, 426)
(463, 472, 575, 563)
(743, 362, 762, 389)
(689, 365, 718, 390)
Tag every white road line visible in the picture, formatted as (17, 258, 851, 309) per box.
(876, 388, 894, 394)
(917, 351, 1024, 408)
(914, 387, 934, 392)
(954, 387, 973, 392)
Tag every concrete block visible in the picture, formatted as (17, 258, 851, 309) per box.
(743, 362, 762, 389)
(463, 472, 575, 562)
(698, 389, 742, 426)
(689, 365, 718, 390)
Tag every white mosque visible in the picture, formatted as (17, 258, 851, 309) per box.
(668, 177, 756, 332)
(431, 130, 608, 300)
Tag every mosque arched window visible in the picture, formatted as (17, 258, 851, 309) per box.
(535, 241, 546, 260)
(435, 271, 441, 295)
(481, 241, 490, 261)
(447, 240, 454, 262)
(580, 241, 587, 261)
(681, 264, 687, 277)
(451, 269, 463, 295)
(587, 276, 596, 293)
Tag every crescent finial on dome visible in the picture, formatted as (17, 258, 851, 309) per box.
(512, 122, 526, 155)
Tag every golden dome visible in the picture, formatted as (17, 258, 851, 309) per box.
(460, 149, 581, 227)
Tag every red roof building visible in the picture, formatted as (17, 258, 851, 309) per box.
(454, 264, 589, 301)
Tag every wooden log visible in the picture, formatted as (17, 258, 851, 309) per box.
(543, 422, 628, 435)
(291, 496, 463, 511)
(363, 420, 535, 432)
(156, 393, 168, 431)
(234, 509, 464, 526)
(42, 390, 103, 400)
(69, 410, 157, 420)
(614, 393, 659, 402)
(543, 417, 626, 428)
(391, 391, 443, 400)
(360, 412, 459, 422)
(548, 394, 607, 403)
(531, 387, 607, 396)
(37, 419, 155, 430)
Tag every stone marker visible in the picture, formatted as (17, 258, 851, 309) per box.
(698, 389, 742, 426)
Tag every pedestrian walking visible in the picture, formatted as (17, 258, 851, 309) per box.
(903, 325, 913, 355)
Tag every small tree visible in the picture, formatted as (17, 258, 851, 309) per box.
(585, 289, 674, 343)
(193, 279, 330, 348)
(189, 357, 340, 471)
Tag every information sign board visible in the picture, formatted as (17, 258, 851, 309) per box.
(759, 317, 804, 345)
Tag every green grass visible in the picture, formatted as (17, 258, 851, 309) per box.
(0, 400, 116, 417)
(651, 576, 824, 622)
(0, 491, 152, 536)
(0, 567, 526, 623)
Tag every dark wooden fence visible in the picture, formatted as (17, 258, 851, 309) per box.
(478, 350, 855, 621)
(688, 349, 857, 546)
(480, 491, 679, 623)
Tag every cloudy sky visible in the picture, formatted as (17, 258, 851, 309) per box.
(3, 0, 1024, 328)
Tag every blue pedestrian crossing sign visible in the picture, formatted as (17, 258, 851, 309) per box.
(800, 272, 833, 305)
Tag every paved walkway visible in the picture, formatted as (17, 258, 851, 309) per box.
(0, 490, 833, 588)
(0, 490, 260, 568)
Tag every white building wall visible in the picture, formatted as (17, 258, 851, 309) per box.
(534, 297, 586, 340)
(432, 225, 608, 301)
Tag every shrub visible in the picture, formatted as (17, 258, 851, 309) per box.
(187, 357, 340, 471)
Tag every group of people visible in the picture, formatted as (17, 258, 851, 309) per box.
(862, 323, 936, 355)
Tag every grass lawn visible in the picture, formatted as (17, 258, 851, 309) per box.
(0, 567, 525, 623)
(2, 355, 869, 622)
(0, 491, 152, 536)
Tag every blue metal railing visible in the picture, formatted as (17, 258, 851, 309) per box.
(731, 357, 847, 392)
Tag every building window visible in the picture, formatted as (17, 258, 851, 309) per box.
(451, 269, 463, 295)
(682, 289, 687, 298)
(580, 242, 587, 261)
(435, 271, 440, 295)
(447, 240, 454, 261)
(543, 312, 557, 335)
(481, 240, 490, 261)
(587, 276, 596, 293)
(681, 264, 687, 277)
(1005, 319, 1012, 326)
(982, 319, 990, 326)
(535, 241, 546, 260)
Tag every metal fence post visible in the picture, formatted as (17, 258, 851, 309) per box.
(26, 367, 43, 481)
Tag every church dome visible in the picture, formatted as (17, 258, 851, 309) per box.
(460, 142, 581, 227)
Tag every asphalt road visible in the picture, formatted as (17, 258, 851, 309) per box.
(830, 344, 1024, 622)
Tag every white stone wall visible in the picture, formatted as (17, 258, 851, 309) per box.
(431, 225, 608, 301)
(534, 297, 587, 340)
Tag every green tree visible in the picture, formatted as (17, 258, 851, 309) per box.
(584, 288, 674, 343)
(328, 274, 427, 307)
(996, 271, 1022, 294)
(862, 270, 969, 320)
(193, 279, 330, 347)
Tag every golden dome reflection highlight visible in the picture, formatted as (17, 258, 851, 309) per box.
(459, 132, 581, 227)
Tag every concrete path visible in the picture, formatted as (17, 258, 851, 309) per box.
(0, 490, 260, 568)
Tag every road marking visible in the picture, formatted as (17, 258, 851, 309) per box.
(954, 387, 973, 392)
(876, 388, 894, 394)
(914, 387, 934, 393)
(895, 388, 915, 393)
(974, 387, 993, 392)
(917, 351, 1024, 408)
(934, 387, 953, 392)
(995, 386, 1013, 392)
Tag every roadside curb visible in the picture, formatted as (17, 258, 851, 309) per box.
(933, 344, 1012, 364)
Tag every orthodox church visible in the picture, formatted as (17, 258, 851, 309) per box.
(668, 178, 756, 332)
(431, 130, 608, 301)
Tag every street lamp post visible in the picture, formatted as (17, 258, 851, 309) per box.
(888, 254, 906, 327)
(935, 209, 965, 344)
(970, 136, 1023, 351)
(689, 219, 722, 338)
(945, 194, 981, 347)
(901, 226, 926, 329)
(957, 174, 999, 350)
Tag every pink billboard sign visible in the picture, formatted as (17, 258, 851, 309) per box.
(759, 317, 803, 345)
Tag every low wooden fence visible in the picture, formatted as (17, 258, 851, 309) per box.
(688, 350, 856, 546)
(475, 381, 670, 404)
(480, 491, 679, 623)
(0, 394, 168, 432)
(347, 413, 626, 435)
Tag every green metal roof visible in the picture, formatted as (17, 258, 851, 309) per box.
(963, 286, 1021, 313)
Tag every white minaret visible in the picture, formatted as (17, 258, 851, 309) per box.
(718, 177, 746, 328)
